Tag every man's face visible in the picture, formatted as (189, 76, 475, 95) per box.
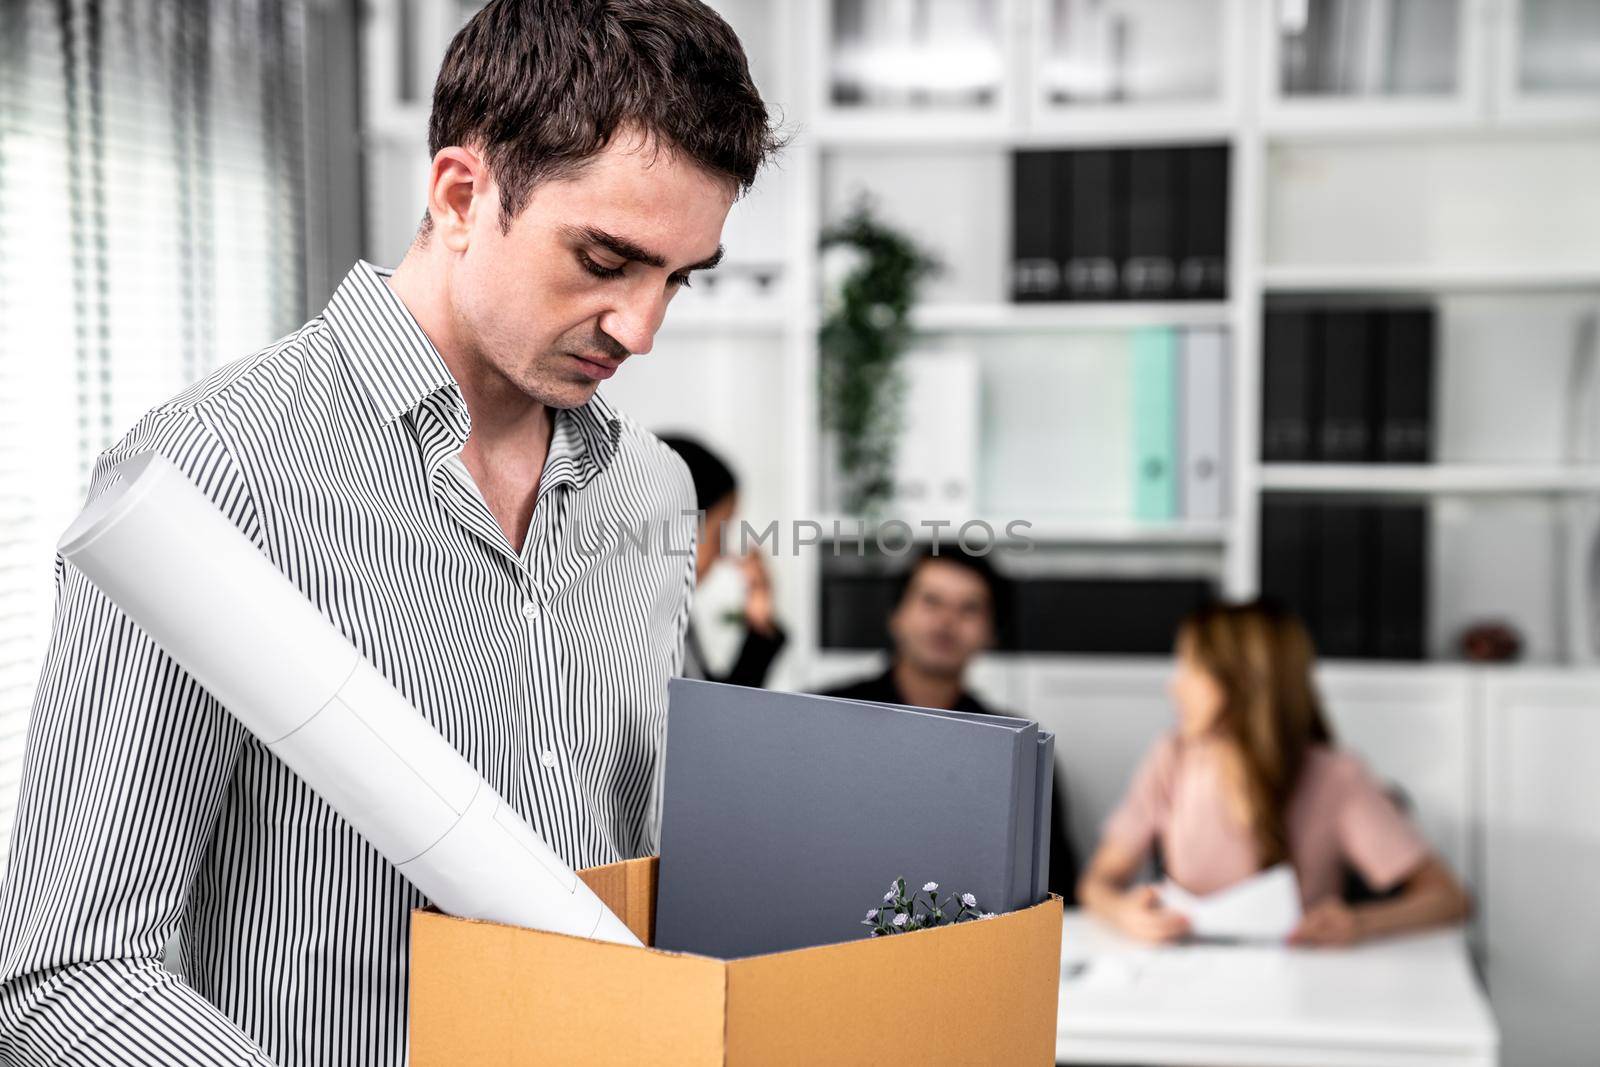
(888, 560, 995, 680)
(444, 130, 735, 409)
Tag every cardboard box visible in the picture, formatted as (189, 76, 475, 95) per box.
(409, 856, 1063, 1065)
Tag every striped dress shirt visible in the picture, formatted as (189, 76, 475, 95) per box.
(0, 260, 696, 1066)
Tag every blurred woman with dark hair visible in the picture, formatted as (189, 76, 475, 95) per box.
(1079, 600, 1470, 945)
(659, 435, 786, 687)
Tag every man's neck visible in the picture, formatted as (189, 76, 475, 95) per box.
(385, 255, 552, 460)
(385, 255, 554, 552)
(891, 659, 964, 712)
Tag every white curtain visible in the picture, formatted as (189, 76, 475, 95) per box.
(0, 0, 307, 868)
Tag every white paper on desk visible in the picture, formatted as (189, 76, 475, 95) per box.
(1158, 864, 1302, 941)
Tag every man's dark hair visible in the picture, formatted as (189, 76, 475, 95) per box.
(422, 0, 783, 239)
(658, 434, 737, 512)
(894, 544, 1011, 632)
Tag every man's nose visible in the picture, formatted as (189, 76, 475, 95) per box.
(599, 283, 667, 358)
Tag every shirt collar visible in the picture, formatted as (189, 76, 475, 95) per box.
(545, 390, 621, 492)
(322, 260, 621, 473)
(323, 260, 457, 428)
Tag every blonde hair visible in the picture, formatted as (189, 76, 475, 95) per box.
(1178, 600, 1334, 868)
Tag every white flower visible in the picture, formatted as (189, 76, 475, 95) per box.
(882, 890, 894, 904)
(922, 881, 938, 893)
(893, 913, 908, 927)
(961, 893, 977, 908)
(865, 909, 879, 921)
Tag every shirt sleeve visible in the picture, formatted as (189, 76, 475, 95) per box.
(0, 407, 280, 1065)
(1335, 755, 1431, 893)
(1100, 733, 1178, 860)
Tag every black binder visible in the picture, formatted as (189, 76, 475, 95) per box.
(1319, 310, 1374, 463)
(1263, 309, 1319, 462)
(1012, 577, 1215, 653)
(1123, 147, 1177, 299)
(1315, 501, 1371, 657)
(1011, 150, 1065, 302)
(1260, 495, 1316, 624)
(1178, 145, 1229, 300)
(1377, 308, 1436, 463)
(1065, 149, 1120, 300)
(819, 573, 897, 651)
(1370, 502, 1429, 659)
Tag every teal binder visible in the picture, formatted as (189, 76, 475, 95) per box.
(1132, 327, 1179, 521)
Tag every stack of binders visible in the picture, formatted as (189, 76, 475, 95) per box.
(1260, 496, 1429, 660)
(653, 679, 1055, 959)
(1011, 144, 1229, 302)
(1261, 306, 1436, 464)
(816, 556, 1216, 655)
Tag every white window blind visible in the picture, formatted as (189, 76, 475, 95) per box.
(0, 0, 308, 871)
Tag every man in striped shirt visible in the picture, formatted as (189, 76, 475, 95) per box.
(0, 2, 780, 1063)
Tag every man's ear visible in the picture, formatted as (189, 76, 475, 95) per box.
(425, 145, 489, 253)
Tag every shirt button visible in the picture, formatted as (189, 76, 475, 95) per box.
(521, 601, 540, 620)
(540, 749, 557, 768)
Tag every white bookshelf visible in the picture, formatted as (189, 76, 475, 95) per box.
(360, 0, 1600, 685)
(1260, 463, 1600, 495)
(772, 0, 1600, 685)
(812, 514, 1232, 546)
(909, 301, 1233, 332)
(1262, 263, 1600, 294)
(812, 123, 1244, 149)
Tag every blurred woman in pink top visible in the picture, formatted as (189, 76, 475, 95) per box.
(1079, 601, 1471, 946)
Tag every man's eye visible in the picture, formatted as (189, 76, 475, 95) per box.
(578, 252, 625, 280)
(669, 273, 693, 289)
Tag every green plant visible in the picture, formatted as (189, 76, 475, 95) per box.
(819, 198, 939, 516)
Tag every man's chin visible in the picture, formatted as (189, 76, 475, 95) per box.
(520, 374, 599, 411)
(906, 651, 970, 682)
(552, 381, 601, 409)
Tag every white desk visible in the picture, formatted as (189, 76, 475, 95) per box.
(1057, 910, 1499, 1067)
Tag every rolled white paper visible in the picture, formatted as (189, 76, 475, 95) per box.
(57, 451, 641, 947)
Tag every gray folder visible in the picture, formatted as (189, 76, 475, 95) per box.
(833, 695, 1055, 909)
(654, 679, 1049, 959)
(1033, 731, 1055, 903)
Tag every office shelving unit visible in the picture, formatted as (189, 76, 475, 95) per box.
(360, 5, 1600, 1060)
(769, 0, 1600, 680)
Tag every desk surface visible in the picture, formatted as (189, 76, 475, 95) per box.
(1057, 910, 1499, 1067)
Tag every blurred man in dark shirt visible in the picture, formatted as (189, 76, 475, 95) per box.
(821, 545, 1079, 904)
